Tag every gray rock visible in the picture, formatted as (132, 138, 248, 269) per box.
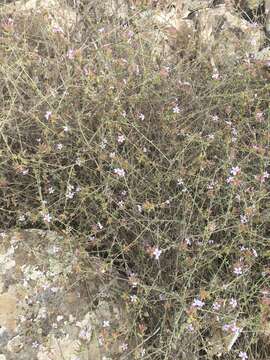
(241, 0, 264, 10)
(254, 46, 270, 60)
(0, 230, 130, 360)
(1, 0, 78, 31)
(195, 5, 265, 65)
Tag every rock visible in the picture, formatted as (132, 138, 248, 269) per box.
(7, 335, 23, 353)
(254, 46, 270, 60)
(195, 5, 265, 65)
(175, 0, 214, 18)
(91, 0, 130, 20)
(0, 293, 17, 332)
(0, 230, 130, 359)
(1, 0, 78, 32)
(241, 0, 264, 10)
(134, 7, 196, 61)
(206, 318, 246, 357)
(131, 3, 265, 65)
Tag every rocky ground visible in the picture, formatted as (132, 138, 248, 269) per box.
(0, 229, 131, 360)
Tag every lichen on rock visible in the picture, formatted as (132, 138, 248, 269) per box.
(0, 229, 129, 360)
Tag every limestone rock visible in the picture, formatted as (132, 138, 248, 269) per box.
(254, 46, 270, 60)
(1, 0, 78, 31)
(0, 229, 129, 360)
(175, 0, 216, 18)
(87, 0, 130, 20)
(239, 0, 264, 10)
(195, 5, 265, 65)
(134, 7, 196, 61)
(7, 335, 23, 353)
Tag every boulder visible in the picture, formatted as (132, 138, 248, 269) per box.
(0, 229, 130, 360)
(97, 0, 130, 19)
(133, 7, 196, 61)
(240, 0, 264, 10)
(0, 0, 78, 32)
(175, 0, 216, 18)
(194, 5, 265, 65)
(254, 46, 270, 59)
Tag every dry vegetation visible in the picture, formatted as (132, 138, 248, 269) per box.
(0, 1, 270, 359)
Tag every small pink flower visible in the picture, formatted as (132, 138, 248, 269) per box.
(67, 49, 75, 60)
(117, 134, 125, 144)
(255, 111, 264, 122)
(229, 298, 237, 308)
(239, 351, 248, 359)
(45, 111, 52, 120)
(252, 144, 259, 151)
(232, 127, 238, 137)
(43, 213, 52, 223)
(103, 320, 110, 328)
(240, 215, 248, 224)
(231, 323, 241, 335)
(113, 168, 125, 177)
(52, 25, 64, 34)
(212, 70, 220, 80)
(222, 323, 231, 332)
(226, 176, 234, 184)
(130, 295, 138, 303)
(262, 171, 270, 182)
(5, 17, 14, 26)
(213, 302, 221, 311)
(252, 248, 258, 257)
(223, 322, 241, 335)
(173, 105, 180, 114)
(192, 299, 205, 308)
(233, 266, 243, 276)
(230, 166, 241, 176)
(177, 178, 184, 186)
(120, 343, 128, 352)
(97, 222, 103, 230)
(138, 113, 145, 121)
(81, 65, 89, 76)
(118, 200, 124, 208)
(153, 247, 162, 260)
(22, 168, 29, 175)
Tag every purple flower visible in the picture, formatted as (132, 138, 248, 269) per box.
(192, 299, 205, 308)
(153, 247, 162, 260)
(233, 266, 243, 276)
(113, 168, 125, 177)
(45, 111, 52, 120)
(239, 351, 248, 359)
(229, 298, 237, 309)
(230, 166, 241, 176)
